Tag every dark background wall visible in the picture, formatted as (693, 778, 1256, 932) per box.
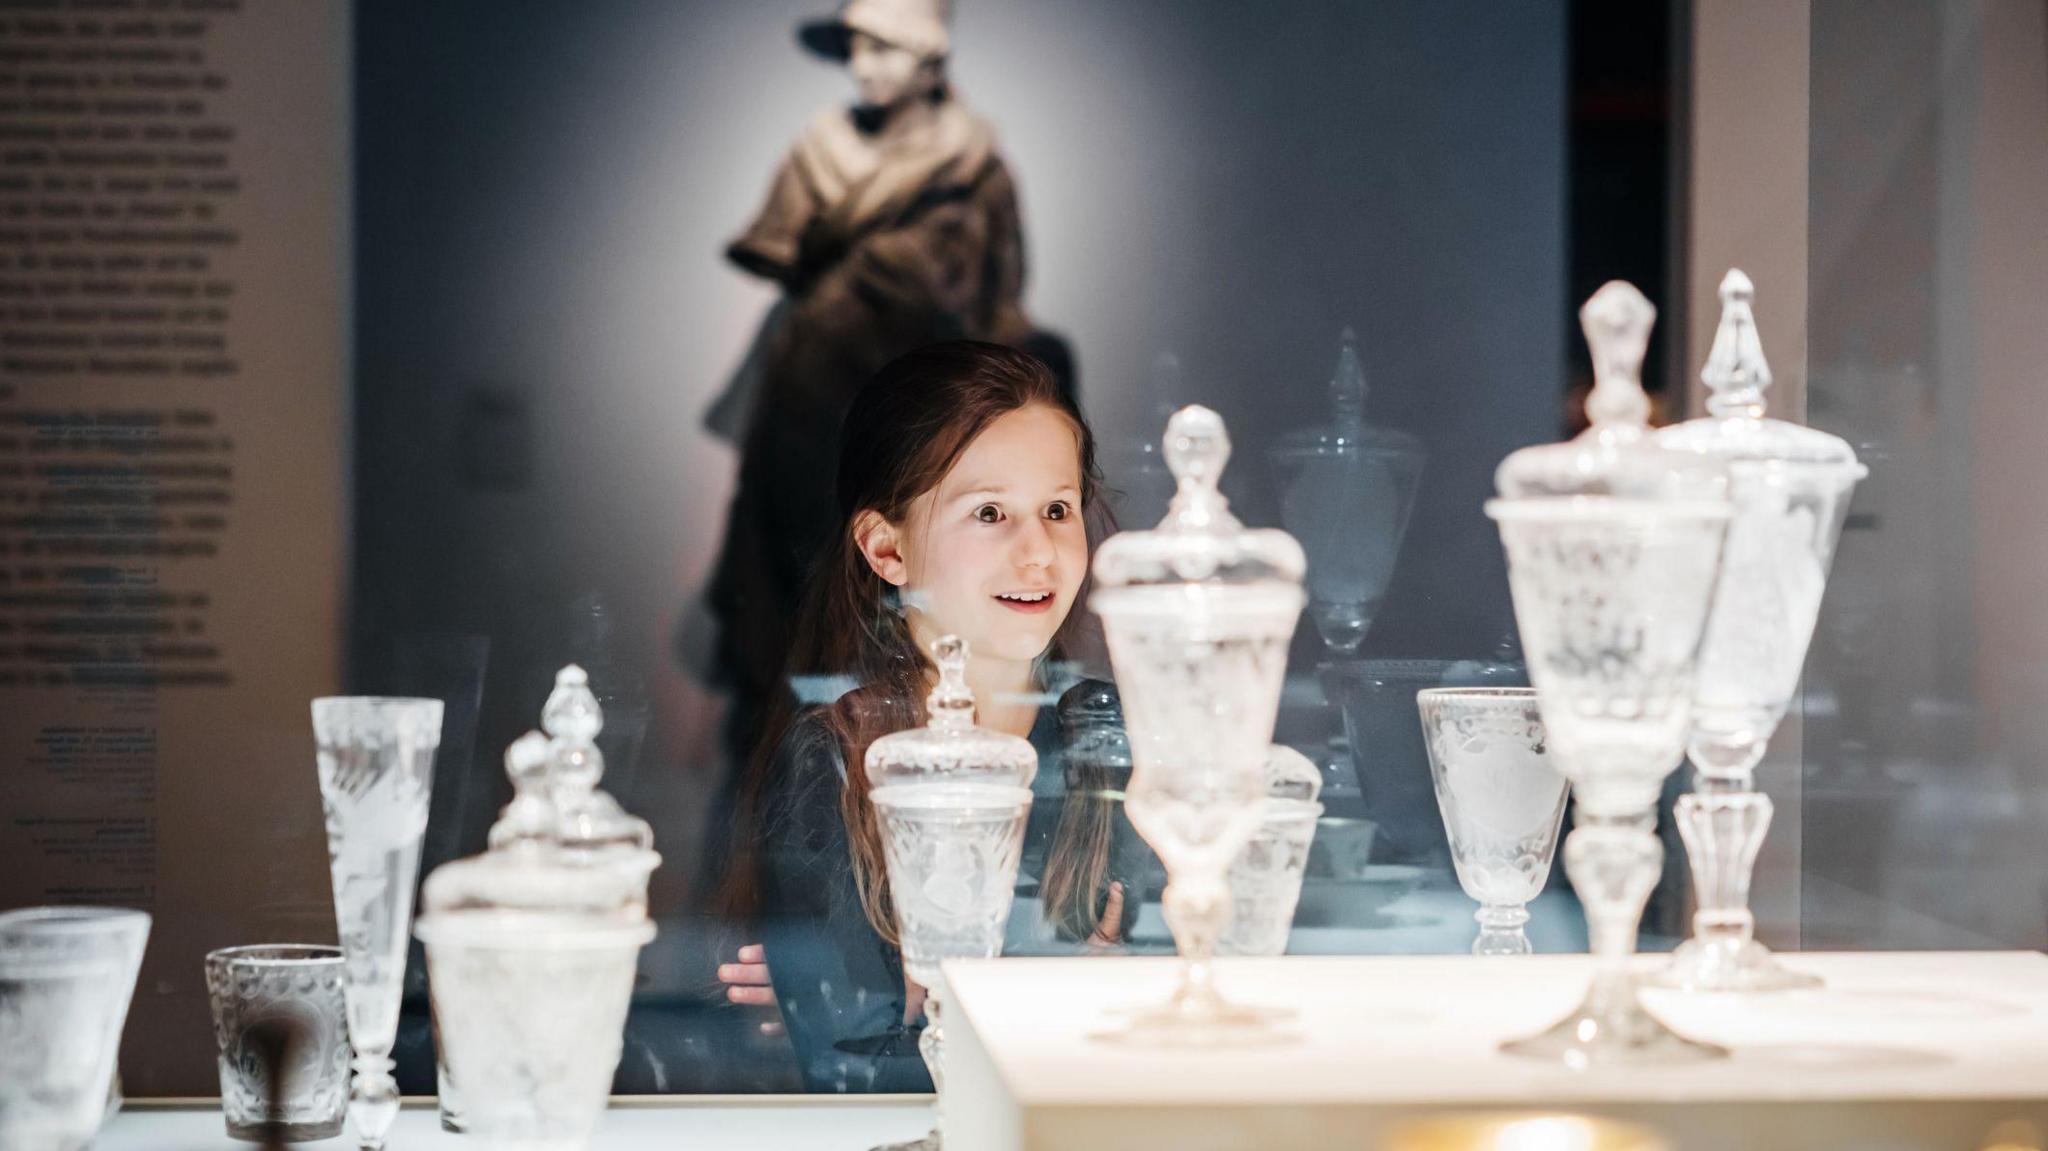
(351, 0, 1577, 912)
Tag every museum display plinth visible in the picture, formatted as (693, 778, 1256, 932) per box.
(942, 952, 2048, 1151)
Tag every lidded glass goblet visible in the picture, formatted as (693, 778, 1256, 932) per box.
(412, 665, 660, 1151)
(1268, 328, 1425, 655)
(1487, 281, 1733, 1066)
(1091, 404, 1306, 1040)
(866, 635, 1037, 1151)
(1649, 270, 1865, 993)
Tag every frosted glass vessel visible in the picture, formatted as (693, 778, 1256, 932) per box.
(1489, 282, 1733, 1067)
(0, 907, 150, 1151)
(415, 665, 659, 1151)
(313, 695, 442, 1151)
(1650, 270, 1864, 993)
(1417, 688, 1569, 955)
(1091, 405, 1305, 1042)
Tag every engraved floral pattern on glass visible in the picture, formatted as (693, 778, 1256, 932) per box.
(312, 696, 442, 1151)
(205, 945, 350, 1141)
(871, 783, 1031, 1151)
(872, 784, 1032, 988)
(0, 907, 149, 1151)
(1418, 688, 1569, 954)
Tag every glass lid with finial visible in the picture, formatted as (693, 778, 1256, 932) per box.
(1656, 268, 1866, 478)
(1493, 281, 1728, 507)
(418, 664, 660, 924)
(1268, 328, 1425, 653)
(1093, 404, 1306, 594)
(864, 635, 1038, 790)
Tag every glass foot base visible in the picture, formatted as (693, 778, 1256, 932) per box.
(1501, 994, 1727, 1068)
(226, 1117, 346, 1143)
(1648, 936, 1822, 993)
(871, 1131, 938, 1151)
(1096, 994, 1292, 1048)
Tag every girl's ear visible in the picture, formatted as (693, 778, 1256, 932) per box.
(853, 510, 908, 586)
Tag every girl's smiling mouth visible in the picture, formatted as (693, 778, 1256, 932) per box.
(993, 590, 1056, 613)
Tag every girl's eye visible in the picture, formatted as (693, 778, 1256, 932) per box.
(1045, 501, 1072, 521)
(974, 503, 1003, 524)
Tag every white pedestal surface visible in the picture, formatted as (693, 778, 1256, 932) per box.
(941, 952, 2048, 1151)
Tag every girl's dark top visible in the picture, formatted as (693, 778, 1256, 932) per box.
(752, 677, 1151, 1093)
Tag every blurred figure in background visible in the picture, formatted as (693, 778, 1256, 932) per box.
(693, 0, 1060, 848)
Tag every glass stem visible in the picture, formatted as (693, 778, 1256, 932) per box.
(348, 1051, 399, 1151)
(1562, 809, 1661, 1001)
(1162, 876, 1226, 1012)
(919, 985, 945, 1141)
(1676, 769, 1771, 952)
(1472, 903, 1532, 956)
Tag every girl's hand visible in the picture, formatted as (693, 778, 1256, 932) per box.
(1085, 881, 1125, 949)
(718, 943, 785, 1036)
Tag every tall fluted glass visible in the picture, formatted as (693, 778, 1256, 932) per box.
(312, 696, 442, 1151)
(0, 907, 150, 1151)
(1417, 688, 1569, 955)
(872, 783, 1032, 1150)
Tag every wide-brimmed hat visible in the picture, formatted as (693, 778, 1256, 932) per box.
(798, 0, 952, 62)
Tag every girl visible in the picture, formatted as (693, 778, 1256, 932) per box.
(719, 341, 1143, 1092)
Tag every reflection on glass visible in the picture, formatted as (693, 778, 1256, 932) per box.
(1489, 282, 1731, 1066)
(1650, 271, 1864, 993)
(1417, 688, 1569, 956)
(1270, 328, 1425, 655)
(1092, 406, 1304, 1041)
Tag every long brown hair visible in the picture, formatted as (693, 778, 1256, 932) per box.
(724, 340, 1105, 942)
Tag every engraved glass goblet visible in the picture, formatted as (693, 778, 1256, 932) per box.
(1091, 405, 1305, 1042)
(872, 783, 1033, 1151)
(0, 906, 150, 1151)
(1490, 281, 1732, 1066)
(312, 696, 442, 1151)
(1650, 270, 1865, 993)
(1417, 688, 1569, 956)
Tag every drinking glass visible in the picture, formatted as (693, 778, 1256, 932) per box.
(0, 907, 150, 1151)
(312, 695, 443, 1150)
(205, 944, 350, 1142)
(1417, 688, 1569, 955)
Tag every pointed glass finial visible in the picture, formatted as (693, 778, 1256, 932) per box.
(1581, 280, 1655, 429)
(1164, 404, 1241, 535)
(925, 634, 974, 732)
(1330, 327, 1366, 440)
(542, 664, 604, 794)
(1702, 269, 1772, 419)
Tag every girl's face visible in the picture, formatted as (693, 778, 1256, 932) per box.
(868, 404, 1087, 668)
